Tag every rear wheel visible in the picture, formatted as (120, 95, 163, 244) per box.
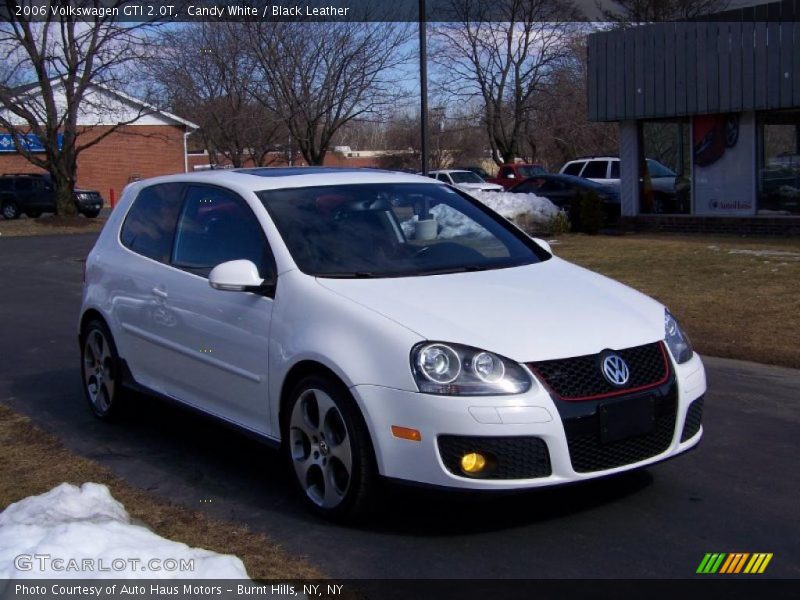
(285, 375, 376, 521)
(81, 208, 101, 219)
(80, 319, 126, 419)
(25, 210, 42, 219)
(1, 200, 20, 220)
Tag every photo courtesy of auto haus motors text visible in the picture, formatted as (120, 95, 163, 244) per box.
(0, 0, 798, 598)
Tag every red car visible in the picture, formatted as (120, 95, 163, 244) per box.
(485, 163, 546, 189)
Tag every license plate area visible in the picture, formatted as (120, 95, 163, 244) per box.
(599, 396, 655, 443)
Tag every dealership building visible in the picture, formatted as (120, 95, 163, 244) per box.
(587, 0, 800, 234)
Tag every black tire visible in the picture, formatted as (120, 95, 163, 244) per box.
(25, 211, 42, 219)
(81, 209, 101, 219)
(284, 374, 377, 521)
(1, 199, 21, 220)
(80, 318, 127, 420)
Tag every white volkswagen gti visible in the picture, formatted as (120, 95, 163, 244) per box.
(79, 168, 705, 520)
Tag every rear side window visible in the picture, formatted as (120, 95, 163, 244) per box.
(499, 167, 514, 179)
(562, 162, 584, 176)
(120, 183, 184, 263)
(0, 179, 11, 191)
(172, 185, 273, 278)
(609, 160, 620, 179)
(14, 178, 33, 191)
(436, 173, 450, 183)
(582, 160, 610, 179)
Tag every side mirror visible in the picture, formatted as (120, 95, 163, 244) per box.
(209, 260, 271, 293)
(532, 238, 553, 254)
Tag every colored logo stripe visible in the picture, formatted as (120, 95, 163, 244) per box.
(697, 553, 773, 574)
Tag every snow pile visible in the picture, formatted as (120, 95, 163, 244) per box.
(400, 191, 561, 240)
(0, 483, 248, 579)
(469, 190, 562, 222)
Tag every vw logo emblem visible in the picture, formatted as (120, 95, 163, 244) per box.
(601, 353, 630, 386)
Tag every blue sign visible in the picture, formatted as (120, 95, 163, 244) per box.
(0, 133, 63, 153)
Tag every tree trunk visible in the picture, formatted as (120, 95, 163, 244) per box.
(55, 175, 77, 217)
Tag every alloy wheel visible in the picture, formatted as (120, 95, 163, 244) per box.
(289, 388, 353, 509)
(82, 328, 115, 415)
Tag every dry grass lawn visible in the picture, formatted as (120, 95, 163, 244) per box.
(0, 214, 106, 237)
(553, 233, 800, 369)
(0, 404, 323, 579)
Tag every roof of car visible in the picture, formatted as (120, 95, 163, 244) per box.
(126, 167, 439, 193)
(427, 169, 472, 174)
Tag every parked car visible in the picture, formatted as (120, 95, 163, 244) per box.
(486, 163, 546, 189)
(0, 173, 104, 219)
(508, 173, 621, 222)
(80, 167, 705, 520)
(426, 169, 503, 192)
(559, 156, 688, 213)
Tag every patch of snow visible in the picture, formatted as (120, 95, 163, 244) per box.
(469, 190, 561, 222)
(0, 483, 248, 579)
(727, 249, 800, 260)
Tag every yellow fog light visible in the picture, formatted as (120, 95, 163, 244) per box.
(460, 452, 486, 474)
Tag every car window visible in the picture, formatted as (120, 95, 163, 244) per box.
(512, 181, 538, 194)
(259, 183, 548, 278)
(450, 171, 483, 184)
(581, 160, 610, 179)
(517, 165, 544, 178)
(499, 167, 513, 178)
(172, 185, 273, 278)
(562, 162, 584, 176)
(0, 179, 11, 191)
(14, 178, 33, 191)
(120, 183, 184, 263)
(609, 160, 620, 179)
(436, 173, 450, 183)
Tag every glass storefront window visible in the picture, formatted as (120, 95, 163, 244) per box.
(639, 120, 691, 214)
(759, 111, 800, 215)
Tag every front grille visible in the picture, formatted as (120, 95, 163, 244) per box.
(438, 435, 551, 480)
(563, 393, 677, 473)
(681, 397, 704, 442)
(529, 342, 669, 401)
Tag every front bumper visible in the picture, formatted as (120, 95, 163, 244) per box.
(352, 352, 705, 490)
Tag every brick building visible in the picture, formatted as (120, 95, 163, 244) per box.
(0, 82, 197, 204)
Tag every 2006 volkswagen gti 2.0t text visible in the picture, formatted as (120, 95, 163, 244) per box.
(78, 167, 706, 520)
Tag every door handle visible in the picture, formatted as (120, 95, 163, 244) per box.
(152, 287, 168, 299)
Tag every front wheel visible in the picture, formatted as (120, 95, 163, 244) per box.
(285, 375, 376, 521)
(1, 200, 20, 220)
(80, 319, 126, 419)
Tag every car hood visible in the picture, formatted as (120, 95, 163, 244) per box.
(316, 257, 665, 362)
(457, 182, 504, 191)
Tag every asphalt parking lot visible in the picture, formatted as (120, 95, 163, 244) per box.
(0, 233, 798, 579)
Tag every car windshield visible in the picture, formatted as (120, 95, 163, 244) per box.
(258, 183, 548, 278)
(646, 159, 676, 178)
(449, 171, 484, 184)
(517, 165, 544, 178)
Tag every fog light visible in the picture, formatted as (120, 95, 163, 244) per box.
(460, 452, 486, 474)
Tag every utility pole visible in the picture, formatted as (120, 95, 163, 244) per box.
(419, 0, 429, 175)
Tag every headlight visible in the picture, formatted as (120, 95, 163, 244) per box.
(411, 342, 532, 395)
(664, 309, 693, 364)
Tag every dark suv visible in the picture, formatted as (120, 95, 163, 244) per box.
(0, 173, 104, 219)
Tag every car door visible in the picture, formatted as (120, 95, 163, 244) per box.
(156, 184, 275, 433)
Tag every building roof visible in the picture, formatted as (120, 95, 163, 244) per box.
(5, 79, 198, 129)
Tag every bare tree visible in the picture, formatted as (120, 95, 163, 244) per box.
(597, 0, 730, 23)
(245, 21, 413, 166)
(432, 0, 581, 166)
(0, 1, 154, 215)
(150, 23, 285, 169)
